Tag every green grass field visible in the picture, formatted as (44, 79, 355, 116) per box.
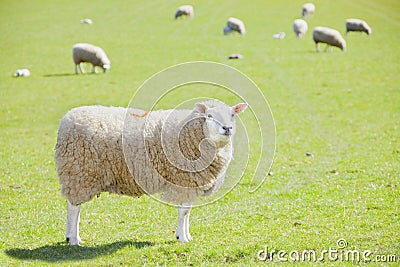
(1, 0, 399, 265)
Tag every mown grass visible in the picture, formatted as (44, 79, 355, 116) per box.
(1, 0, 399, 266)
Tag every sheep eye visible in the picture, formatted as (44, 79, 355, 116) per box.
(207, 114, 213, 118)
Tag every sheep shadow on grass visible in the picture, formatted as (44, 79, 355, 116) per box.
(5, 240, 153, 262)
(43, 72, 106, 77)
(43, 73, 77, 77)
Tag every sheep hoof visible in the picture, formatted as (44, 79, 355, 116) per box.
(66, 236, 82, 245)
(69, 240, 81, 246)
(176, 235, 191, 243)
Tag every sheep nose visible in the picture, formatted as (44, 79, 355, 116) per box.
(222, 126, 232, 135)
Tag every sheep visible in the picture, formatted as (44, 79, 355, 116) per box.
(55, 100, 248, 245)
(293, 19, 308, 37)
(80, 18, 93, 25)
(272, 32, 285, 39)
(346, 18, 372, 35)
(302, 3, 315, 18)
(13, 68, 30, 77)
(223, 17, 246, 35)
(313, 26, 346, 52)
(72, 43, 110, 74)
(175, 5, 194, 19)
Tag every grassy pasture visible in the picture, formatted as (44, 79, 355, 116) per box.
(1, 0, 399, 266)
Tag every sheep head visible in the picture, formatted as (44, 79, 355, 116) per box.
(194, 100, 247, 148)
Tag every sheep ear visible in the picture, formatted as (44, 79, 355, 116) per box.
(195, 103, 207, 114)
(232, 103, 248, 115)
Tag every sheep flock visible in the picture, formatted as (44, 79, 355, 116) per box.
(49, 2, 374, 246)
(12, 3, 372, 77)
(6, 1, 374, 245)
(68, 2, 371, 78)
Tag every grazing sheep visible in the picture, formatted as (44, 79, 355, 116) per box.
(272, 32, 285, 39)
(302, 3, 315, 18)
(175, 5, 194, 19)
(13, 69, 30, 77)
(346, 18, 372, 35)
(80, 18, 93, 25)
(313, 26, 346, 52)
(224, 17, 246, 35)
(72, 43, 110, 74)
(55, 100, 248, 245)
(293, 19, 308, 37)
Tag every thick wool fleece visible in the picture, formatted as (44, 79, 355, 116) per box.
(55, 105, 232, 206)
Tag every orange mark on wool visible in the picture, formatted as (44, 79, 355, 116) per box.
(130, 110, 150, 118)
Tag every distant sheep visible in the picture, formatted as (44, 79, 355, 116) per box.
(80, 19, 92, 25)
(302, 3, 315, 18)
(73, 43, 110, 74)
(55, 100, 248, 245)
(13, 69, 30, 77)
(346, 18, 371, 35)
(272, 32, 285, 39)
(313, 26, 346, 52)
(293, 19, 308, 37)
(175, 5, 194, 19)
(224, 17, 246, 35)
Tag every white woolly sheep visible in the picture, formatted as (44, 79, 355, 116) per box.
(346, 18, 372, 35)
(302, 3, 315, 18)
(293, 19, 308, 38)
(313, 26, 346, 52)
(72, 43, 110, 74)
(175, 5, 194, 19)
(272, 32, 285, 39)
(223, 17, 246, 35)
(55, 100, 248, 245)
(13, 69, 30, 77)
(80, 18, 93, 25)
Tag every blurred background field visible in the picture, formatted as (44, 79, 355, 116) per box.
(0, 0, 399, 265)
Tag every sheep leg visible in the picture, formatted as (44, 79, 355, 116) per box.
(315, 42, 320, 52)
(176, 204, 192, 242)
(78, 63, 85, 74)
(66, 200, 81, 246)
(75, 64, 85, 74)
(91, 65, 98, 74)
(184, 206, 192, 241)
